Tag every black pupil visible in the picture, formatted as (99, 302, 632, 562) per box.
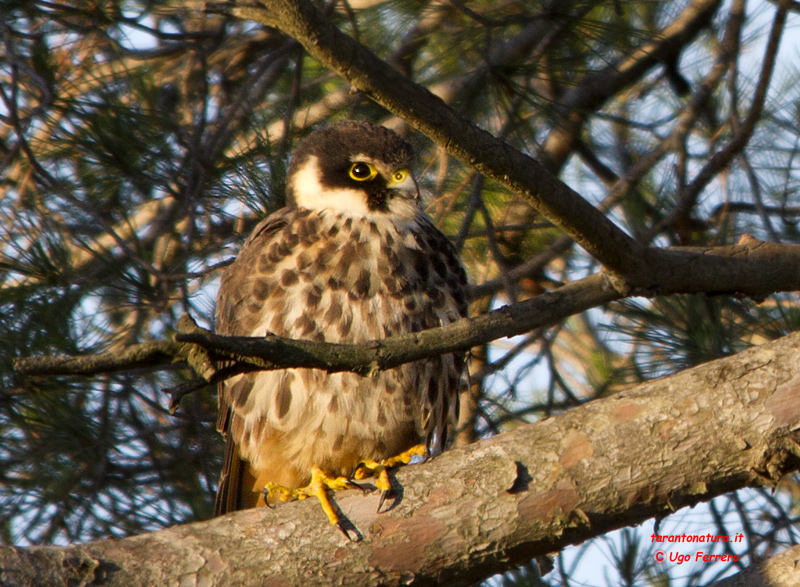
(352, 163, 370, 178)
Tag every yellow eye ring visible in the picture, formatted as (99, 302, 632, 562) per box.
(392, 170, 408, 183)
(349, 162, 377, 181)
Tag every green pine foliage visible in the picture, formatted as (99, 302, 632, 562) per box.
(2, 0, 799, 583)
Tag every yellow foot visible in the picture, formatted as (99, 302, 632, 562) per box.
(263, 466, 363, 541)
(353, 444, 427, 513)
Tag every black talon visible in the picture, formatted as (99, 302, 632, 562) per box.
(377, 489, 390, 514)
(336, 521, 363, 542)
(347, 479, 368, 493)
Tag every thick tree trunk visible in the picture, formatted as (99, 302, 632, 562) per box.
(3, 331, 800, 586)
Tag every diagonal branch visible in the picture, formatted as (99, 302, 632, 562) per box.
(224, 0, 648, 281)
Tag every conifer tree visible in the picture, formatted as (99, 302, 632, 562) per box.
(2, 1, 799, 584)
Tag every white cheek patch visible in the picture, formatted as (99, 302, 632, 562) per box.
(291, 156, 371, 215)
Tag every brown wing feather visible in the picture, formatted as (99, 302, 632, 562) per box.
(214, 413, 243, 515)
(214, 207, 468, 514)
(214, 210, 294, 515)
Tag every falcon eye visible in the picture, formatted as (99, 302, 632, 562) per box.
(393, 170, 408, 183)
(349, 162, 377, 181)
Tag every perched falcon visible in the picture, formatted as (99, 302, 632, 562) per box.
(214, 121, 468, 536)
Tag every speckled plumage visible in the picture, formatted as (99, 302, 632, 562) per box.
(214, 122, 468, 515)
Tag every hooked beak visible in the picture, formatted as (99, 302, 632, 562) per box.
(386, 169, 419, 200)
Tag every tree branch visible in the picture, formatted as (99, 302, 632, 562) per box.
(13, 340, 183, 377)
(16, 237, 800, 380)
(16, 274, 617, 378)
(230, 0, 649, 282)
(654, 0, 790, 236)
(540, 0, 723, 170)
(4, 330, 800, 586)
(709, 544, 800, 587)
(216, 0, 790, 303)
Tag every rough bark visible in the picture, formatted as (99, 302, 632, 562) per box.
(4, 331, 800, 586)
(709, 544, 800, 587)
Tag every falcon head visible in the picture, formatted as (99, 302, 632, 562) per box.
(286, 121, 419, 220)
